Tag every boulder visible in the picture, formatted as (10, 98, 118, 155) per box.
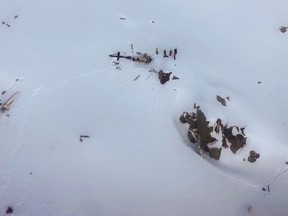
(209, 148, 222, 160)
(248, 150, 260, 163)
(196, 109, 214, 147)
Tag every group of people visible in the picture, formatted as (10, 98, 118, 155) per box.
(155, 48, 178, 60)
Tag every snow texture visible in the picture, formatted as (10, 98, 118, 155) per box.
(0, 0, 288, 215)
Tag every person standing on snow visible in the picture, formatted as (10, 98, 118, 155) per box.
(173, 48, 177, 60)
(163, 50, 168, 57)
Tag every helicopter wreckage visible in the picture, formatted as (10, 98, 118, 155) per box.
(109, 52, 152, 64)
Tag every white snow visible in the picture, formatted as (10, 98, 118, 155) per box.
(1, 0, 288, 215)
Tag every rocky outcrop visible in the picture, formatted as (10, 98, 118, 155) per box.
(222, 126, 247, 154)
(180, 104, 249, 161)
(248, 150, 260, 163)
(180, 106, 221, 160)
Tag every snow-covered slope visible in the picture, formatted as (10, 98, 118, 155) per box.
(1, 0, 288, 215)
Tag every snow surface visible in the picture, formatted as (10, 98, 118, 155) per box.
(0, 0, 288, 215)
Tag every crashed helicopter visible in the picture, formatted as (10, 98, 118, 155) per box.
(109, 52, 152, 64)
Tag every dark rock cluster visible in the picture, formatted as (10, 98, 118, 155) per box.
(180, 105, 221, 160)
(222, 125, 247, 154)
(248, 150, 260, 163)
(180, 104, 249, 160)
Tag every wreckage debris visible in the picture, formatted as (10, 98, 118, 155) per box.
(6, 207, 13, 215)
(172, 76, 179, 80)
(216, 95, 227, 106)
(80, 135, 90, 142)
(248, 150, 260, 163)
(133, 75, 140, 81)
(279, 26, 288, 33)
(109, 52, 152, 64)
(0, 91, 20, 113)
(262, 185, 270, 192)
(158, 70, 172, 85)
(149, 68, 157, 73)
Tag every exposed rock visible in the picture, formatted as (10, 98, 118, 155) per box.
(222, 136, 228, 148)
(216, 95, 227, 106)
(179, 112, 196, 124)
(248, 150, 260, 163)
(180, 112, 189, 123)
(189, 119, 197, 130)
(230, 134, 247, 154)
(187, 129, 197, 143)
(172, 76, 179, 80)
(180, 106, 247, 161)
(223, 126, 247, 154)
(158, 70, 172, 84)
(209, 148, 222, 160)
(240, 127, 246, 136)
(223, 126, 234, 142)
(196, 109, 215, 147)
